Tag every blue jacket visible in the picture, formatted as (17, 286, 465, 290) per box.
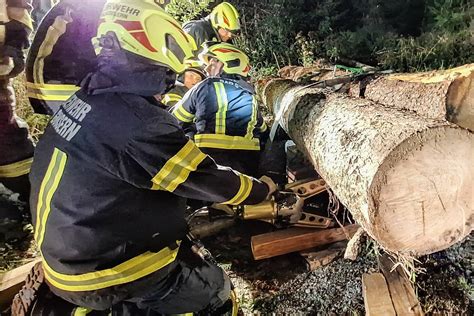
(172, 76, 268, 151)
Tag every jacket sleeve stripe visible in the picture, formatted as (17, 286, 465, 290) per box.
(163, 93, 183, 106)
(27, 83, 79, 101)
(194, 134, 260, 150)
(214, 82, 228, 134)
(222, 173, 253, 205)
(151, 140, 207, 192)
(172, 103, 195, 123)
(245, 96, 258, 139)
(0, 157, 33, 177)
(35, 148, 67, 249)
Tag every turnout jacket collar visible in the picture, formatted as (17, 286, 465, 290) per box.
(80, 54, 175, 97)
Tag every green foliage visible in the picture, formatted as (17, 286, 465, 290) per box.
(234, 0, 473, 72)
(379, 31, 473, 71)
(425, 0, 472, 32)
(165, 0, 215, 23)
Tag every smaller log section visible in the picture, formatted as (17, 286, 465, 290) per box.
(364, 64, 474, 131)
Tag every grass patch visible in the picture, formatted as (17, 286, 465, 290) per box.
(12, 74, 49, 142)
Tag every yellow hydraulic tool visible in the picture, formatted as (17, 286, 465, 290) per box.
(213, 178, 335, 229)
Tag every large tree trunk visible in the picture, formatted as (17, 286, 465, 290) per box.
(364, 64, 474, 131)
(262, 79, 473, 256)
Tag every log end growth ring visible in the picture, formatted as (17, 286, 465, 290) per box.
(371, 127, 474, 255)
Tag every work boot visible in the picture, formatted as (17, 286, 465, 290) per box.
(11, 262, 84, 316)
(11, 262, 45, 316)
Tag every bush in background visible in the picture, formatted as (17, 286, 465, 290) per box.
(232, 0, 473, 72)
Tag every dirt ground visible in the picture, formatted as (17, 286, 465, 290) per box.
(1, 184, 473, 315)
(199, 218, 473, 315)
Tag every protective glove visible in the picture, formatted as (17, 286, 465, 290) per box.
(259, 175, 278, 200)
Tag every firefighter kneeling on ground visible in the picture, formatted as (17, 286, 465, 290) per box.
(172, 42, 268, 177)
(13, 0, 276, 315)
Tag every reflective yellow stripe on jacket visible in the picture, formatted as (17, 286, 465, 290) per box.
(27, 82, 79, 101)
(35, 148, 180, 292)
(0, 157, 33, 178)
(172, 102, 195, 123)
(194, 134, 260, 151)
(151, 140, 207, 192)
(42, 245, 180, 292)
(214, 82, 228, 134)
(222, 173, 253, 205)
(163, 93, 183, 106)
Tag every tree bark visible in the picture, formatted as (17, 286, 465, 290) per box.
(262, 79, 473, 256)
(364, 63, 474, 131)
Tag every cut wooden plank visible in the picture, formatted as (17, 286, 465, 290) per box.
(0, 258, 41, 310)
(379, 255, 424, 316)
(251, 224, 359, 260)
(262, 78, 474, 256)
(364, 64, 474, 131)
(362, 273, 396, 316)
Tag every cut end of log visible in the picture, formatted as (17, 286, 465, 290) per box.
(446, 71, 474, 130)
(368, 64, 474, 131)
(371, 126, 474, 255)
(262, 79, 299, 114)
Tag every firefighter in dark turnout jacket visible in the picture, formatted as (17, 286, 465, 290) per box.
(0, 0, 35, 232)
(183, 2, 240, 57)
(26, 0, 106, 115)
(27, 0, 274, 313)
(26, 0, 171, 115)
(172, 42, 268, 176)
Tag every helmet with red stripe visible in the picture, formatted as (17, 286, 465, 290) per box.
(209, 2, 240, 33)
(199, 42, 250, 77)
(93, 0, 195, 73)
